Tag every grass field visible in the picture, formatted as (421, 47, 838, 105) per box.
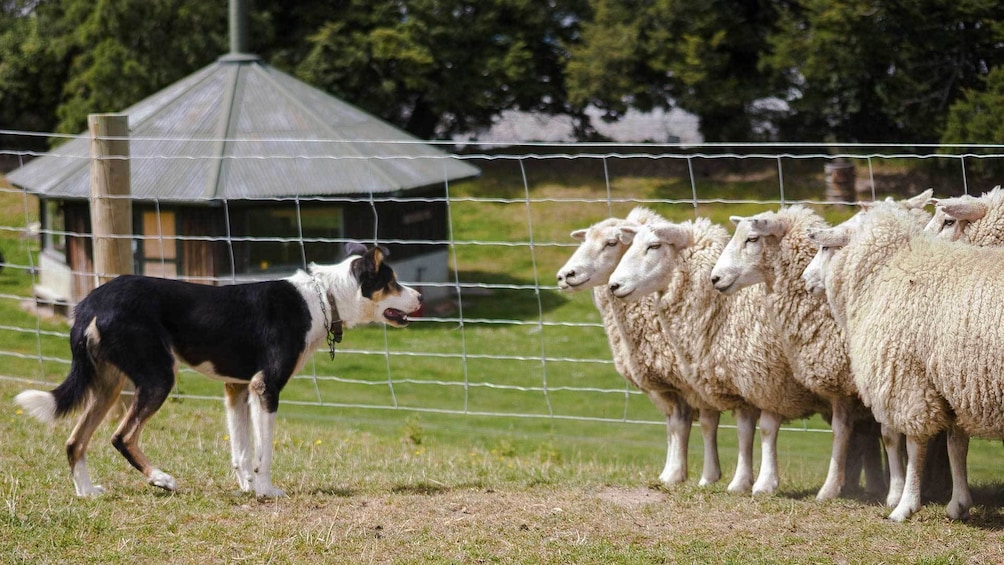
(2, 153, 1003, 563)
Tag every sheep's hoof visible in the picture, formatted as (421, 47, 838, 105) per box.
(815, 483, 842, 501)
(946, 502, 972, 521)
(727, 477, 753, 493)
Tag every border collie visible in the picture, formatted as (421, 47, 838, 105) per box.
(15, 243, 422, 498)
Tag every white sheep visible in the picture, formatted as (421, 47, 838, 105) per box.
(926, 185, 1004, 245)
(607, 211, 825, 495)
(709, 205, 891, 502)
(805, 204, 1004, 522)
(556, 208, 722, 486)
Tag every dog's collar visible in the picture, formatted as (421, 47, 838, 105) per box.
(312, 275, 342, 359)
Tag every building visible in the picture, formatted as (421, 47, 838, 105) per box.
(8, 49, 478, 308)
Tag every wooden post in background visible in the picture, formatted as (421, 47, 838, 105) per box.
(89, 114, 134, 284)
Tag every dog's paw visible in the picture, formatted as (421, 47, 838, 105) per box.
(148, 469, 178, 492)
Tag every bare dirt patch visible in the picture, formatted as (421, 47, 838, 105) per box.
(594, 485, 669, 508)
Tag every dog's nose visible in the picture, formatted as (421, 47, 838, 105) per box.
(417, 292, 424, 304)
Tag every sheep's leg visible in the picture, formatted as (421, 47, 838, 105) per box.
(752, 411, 782, 495)
(698, 408, 722, 486)
(882, 425, 906, 508)
(816, 399, 850, 501)
(727, 406, 759, 493)
(888, 436, 927, 522)
(658, 397, 692, 485)
(945, 426, 972, 521)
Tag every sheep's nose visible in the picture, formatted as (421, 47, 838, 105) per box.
(558, 269, 574, 282)
(710, 275, 720, 285)
(609, 282, 621, 293)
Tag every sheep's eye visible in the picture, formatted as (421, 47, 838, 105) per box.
(647, 243, 662, 251)
(943, 219, 957, 228)
(605, 239, 618, 247)
(746, 236, 759, 244)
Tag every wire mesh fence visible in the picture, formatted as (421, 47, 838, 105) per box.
(1, 132, 1001, 429)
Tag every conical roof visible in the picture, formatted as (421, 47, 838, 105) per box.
(8, 54, 479, 201)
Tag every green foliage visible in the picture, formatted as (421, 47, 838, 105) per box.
(52, 0, 228, 134)
(566, 0, 782, 141)
(296, 0, 586, 139)
(763, 0, 1004, 143)
(942, 66, 1004, 143)
(0, 2, 66, 148)
(940, 66, 1004, 180)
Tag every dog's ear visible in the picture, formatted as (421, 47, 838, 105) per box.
(369, 246, 386, 270)
(345, 242, 368, 257)
(352, 245, 387, 283)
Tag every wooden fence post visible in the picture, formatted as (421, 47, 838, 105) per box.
(89, 113, 134, 284)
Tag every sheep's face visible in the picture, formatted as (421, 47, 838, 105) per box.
(710, 214, 786, 294)
(803, 226, 851, 294)
(608, 222, 690, 301)
(557, 219, 634, 291)
(925, 195, 985, 242)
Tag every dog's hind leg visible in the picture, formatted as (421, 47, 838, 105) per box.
(248, 372, 285, 498)
(224, 383, 254, 493)
(65, 363, 126, 497)
(111, 371, 178, 492)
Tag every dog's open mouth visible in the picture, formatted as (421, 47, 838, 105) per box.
(383, 308, 411, 326)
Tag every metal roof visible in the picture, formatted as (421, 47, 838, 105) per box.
(8, 54, 479, 202)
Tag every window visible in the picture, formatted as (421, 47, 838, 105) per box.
(43, 200, 66, 258)
(234, 206, 343, 275)
(140, 210, 178, 278)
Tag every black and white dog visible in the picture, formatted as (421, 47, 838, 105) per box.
(16, 243, 422, 498)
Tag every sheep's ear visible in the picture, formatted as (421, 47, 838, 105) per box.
(807, 227, 849, 248)
(570, 228, 588, 242)
(903, 188, 934, 209)
(653, 223, 691, 248)
(617, 225, 639, 244)
(345, 242, 368, 257)
(941, 198, 987, 222)
(729, 215, 745, 226)
(750, 216, 788, 238)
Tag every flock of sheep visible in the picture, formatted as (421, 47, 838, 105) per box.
(556, 186, 1003, 522)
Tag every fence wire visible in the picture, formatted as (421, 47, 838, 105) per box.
(0, 134, 998, 430)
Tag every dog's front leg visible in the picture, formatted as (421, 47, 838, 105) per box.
(224, 383, 254, 493)
(249, 374, 285, 498)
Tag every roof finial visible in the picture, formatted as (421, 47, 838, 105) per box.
(229, 0, 249, 55)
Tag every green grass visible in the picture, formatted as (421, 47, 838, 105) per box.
(3, 159, 1003, 563)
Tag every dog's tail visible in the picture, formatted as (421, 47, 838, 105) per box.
(15, 321, 98, 423)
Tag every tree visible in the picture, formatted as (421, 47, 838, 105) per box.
(0, 1, 67, 150)
(295, 0, 587, 140)
(763, 0, 1004, 142)
(51, 0, 228, 134)
(565, 0, 782, 142)
(941, 66, 1004, 178)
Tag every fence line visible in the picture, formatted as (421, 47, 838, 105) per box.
(1, 136, 1000, 430)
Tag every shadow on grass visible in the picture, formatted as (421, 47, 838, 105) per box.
(409, 270, 570, 328)
(308, 487, 357, 498)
